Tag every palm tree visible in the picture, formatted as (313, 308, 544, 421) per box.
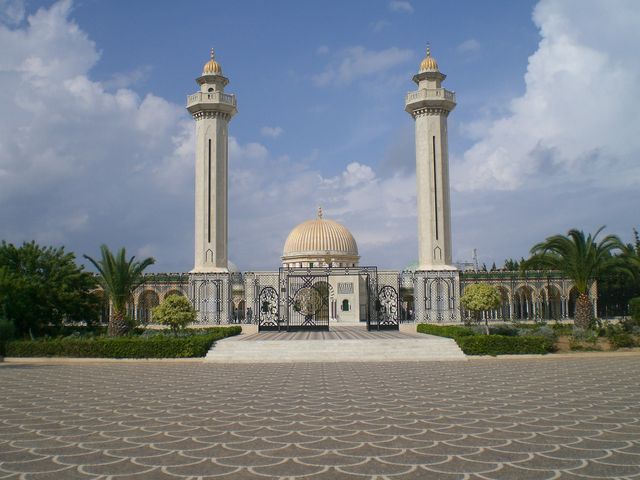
(84, 245, 155, 336)
(523, 227, 627, 329)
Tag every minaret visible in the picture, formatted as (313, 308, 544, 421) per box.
(405, 47, 456, 270)
(187, 49, 237, 273)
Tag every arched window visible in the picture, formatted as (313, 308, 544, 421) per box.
(342, 299, 349, 311)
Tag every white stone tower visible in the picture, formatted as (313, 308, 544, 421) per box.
(187, 49, 237, 273)
(405, 47, 456, 270)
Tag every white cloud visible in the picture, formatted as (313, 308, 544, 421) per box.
(371, 20, 390, 33)
(454, 0, 640, 192)
(316, 45, 329, 55)
(457, 38, 480, 54)
(0, 1, 194, 270)
(260, 126, 283, 138)
(313, 46, 413, 87)
(389, 0, 413, 14)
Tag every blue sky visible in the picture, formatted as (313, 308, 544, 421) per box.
(1, 0, 639, 272)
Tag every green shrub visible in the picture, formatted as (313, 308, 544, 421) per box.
(417, 324, 553, 355)
(456, 335, 554, 355)
(610, 333, 636, 349)
(416, 324, 475, 339)
(524, 325, 557, 342)
(572, 327, 599, 344)
(5, 326, 241, 358)
(152, 295, 196, 334)
(489, 324, 519, 336)
(550, 323, 573, 336)
(629, 297, 640, 321)
(35, 324, 108, 339)
(0, 318, 16, 356)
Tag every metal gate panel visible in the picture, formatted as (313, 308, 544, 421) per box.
(285, 272, 330, 331)
(246, 272, 281, 332)
(368, 270, 400, 331)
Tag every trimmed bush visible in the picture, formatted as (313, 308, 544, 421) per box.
(417, 323, 554, 355)
(5, 326, 241, 358)
(416, 324, 475, 339)
(488, 324, 519, 336)
(456, 335, 554, 355)
(610, 333, 636, 350)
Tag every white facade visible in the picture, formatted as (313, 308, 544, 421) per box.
(405, 49, 456, 271)
(187, 51, 237, 273)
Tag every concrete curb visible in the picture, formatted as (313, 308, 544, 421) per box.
(470, 351, 640, 360)
(0, 357, 206, 365)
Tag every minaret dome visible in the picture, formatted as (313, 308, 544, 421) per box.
(419, 46, 439, 73)
(203, 48, 222, 75)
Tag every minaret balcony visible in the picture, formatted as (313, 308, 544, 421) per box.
(405, 88, 456, 113)
(187, 91, 237, 115)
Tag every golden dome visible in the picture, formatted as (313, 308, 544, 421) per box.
(203, 48, 222, 75)
(283, 208, 359, 260)
(419, 46, 439, 72)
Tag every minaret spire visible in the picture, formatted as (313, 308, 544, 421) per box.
(187, 50, 237, 272)
(405, 46, 456, 270)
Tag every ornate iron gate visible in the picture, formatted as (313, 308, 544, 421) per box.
(284, 269, 330, 331)
(244, 272, 282, 332)
(258, 286, 279, 330)
(368, 271, 400, 331)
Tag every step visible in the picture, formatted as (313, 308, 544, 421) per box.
(205, 334, 466, 363)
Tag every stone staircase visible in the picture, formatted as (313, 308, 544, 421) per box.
(205, 328, 466, 363)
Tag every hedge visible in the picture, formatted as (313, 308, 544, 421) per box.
(416, 324, 475, 339)
(417, 323, 554, 355)
(5, 326, 241, 358)
(456, 334, 554, 355)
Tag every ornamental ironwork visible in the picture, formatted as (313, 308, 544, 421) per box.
(258, 286, 279, 329)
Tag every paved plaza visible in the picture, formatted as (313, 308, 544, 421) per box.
(1, 357, 640, 479)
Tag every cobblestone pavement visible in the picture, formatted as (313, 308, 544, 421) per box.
(1, 357, 639, 479)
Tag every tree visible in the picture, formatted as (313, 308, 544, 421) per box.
(522, 227, 628, 330)
(0, 241, 100, 337)
(84, 245, 155, 336)
(503, 259, 520, 271)
(460, 283, 502, 334)
(152, 295, 196, 334)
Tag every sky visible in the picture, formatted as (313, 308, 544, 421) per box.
(1, 0, 639, 272)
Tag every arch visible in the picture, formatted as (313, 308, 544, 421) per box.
(492, 286, 511, 321)
(164, 289, 184, 300)
(137, 290, 160, 325)
(541, 284, 562, 320)
(513, 285, 535, 320)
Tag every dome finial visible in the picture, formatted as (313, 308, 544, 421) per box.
(210, 47, 215, 60)
(317, 206, 323, 219)
(426, 42, 431, 57)
(419, 43, 439, 73)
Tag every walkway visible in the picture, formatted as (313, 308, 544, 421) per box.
(1, 358, 639, 479)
